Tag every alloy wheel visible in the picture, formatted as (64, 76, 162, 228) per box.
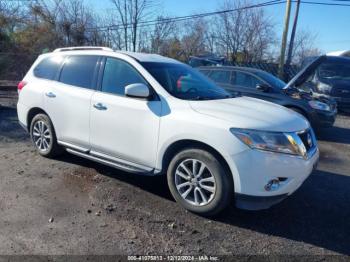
(32, 120, 51, 152)
(174, 159, 216, 206)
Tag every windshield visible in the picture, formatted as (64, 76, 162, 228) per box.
(318, 62, 350, 80)
(141, 62, 232, 100)
(255, 71, 287, 89)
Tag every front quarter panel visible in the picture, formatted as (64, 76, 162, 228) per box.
(156, 97, 249, 192)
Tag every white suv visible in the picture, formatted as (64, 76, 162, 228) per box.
(17, 47, 319, 216)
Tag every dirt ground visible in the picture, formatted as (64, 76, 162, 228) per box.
(0, 100, 350, 256)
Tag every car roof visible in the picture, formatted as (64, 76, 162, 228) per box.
(303, 55, 350, 66)
(325, 55, 350, 63)
(198, 66, 267, 74)
(117, 50, 180, 63)
(47, 46, 180, 64)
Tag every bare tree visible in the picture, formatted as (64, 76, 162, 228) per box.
(110, 0, 129, 50)
(59, 0, 99, 46)
(101, 10, 125, 49)
(110, 0, 155, 51)
(242, 7, 276, 62)
(179, 18, 207, 61)
(149, 16, 177, 53)
(289, 30, 322, 65)
(214, 0, 276, 62)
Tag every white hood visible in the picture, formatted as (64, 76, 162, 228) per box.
(189, 96, 310, 132)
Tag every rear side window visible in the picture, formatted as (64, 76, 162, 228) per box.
(33, 56, 64, 80)
(59, 55, 99, 89)
(101, 57, 147, 96)
(199, 69, 210, 76)
(208, 70, 232, 84)
(233, 71, 263, 89)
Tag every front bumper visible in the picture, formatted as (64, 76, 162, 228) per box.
(333, 97, 350, 111)
(227, 146, 319, 210)
(309, 109, 337, 128)
(235, 193, 288, 210)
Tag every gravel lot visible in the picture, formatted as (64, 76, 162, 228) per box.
(0, 98, 349, 256)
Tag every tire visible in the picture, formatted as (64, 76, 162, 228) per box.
(167, 148, 233, 216)
(29, 113, 63, 158)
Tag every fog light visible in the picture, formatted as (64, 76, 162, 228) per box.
(265, 179, 280, 191)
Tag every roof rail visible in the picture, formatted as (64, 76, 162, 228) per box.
(53, 46, 113, 53)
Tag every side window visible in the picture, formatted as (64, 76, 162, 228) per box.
(33, 56, 64, 80)
(199, 69, 210, 76)
(234, 71, 262, 88)
(101, 58, 147, 96)
(59, 55, 99, 89)
(209, 70, 231, 84)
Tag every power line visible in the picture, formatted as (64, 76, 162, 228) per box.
(299, 0, 350, 6)
(86, 0, 286, 32)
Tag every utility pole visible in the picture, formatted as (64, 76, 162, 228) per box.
(107, 27, 111, 47)
(286, 0, 301, 67)
(278, 0, 292, 79)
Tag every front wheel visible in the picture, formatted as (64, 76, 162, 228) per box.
(167, 148, 233, 216)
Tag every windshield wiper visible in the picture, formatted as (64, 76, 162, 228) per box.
(192, 96, 211, 100)
(191, 94, 234, 101)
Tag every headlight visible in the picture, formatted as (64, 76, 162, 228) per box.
(308, 100, 331, 111)
(230, 128, 303, 156)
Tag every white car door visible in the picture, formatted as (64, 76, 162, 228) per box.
(44, 55, 100, 151)
(89, 57, 161, 169)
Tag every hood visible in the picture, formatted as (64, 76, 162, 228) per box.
(189, 96, 309, 132)
(285, 55, 327, 89)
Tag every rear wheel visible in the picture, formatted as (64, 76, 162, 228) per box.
(167, 148, 233, 216)
(30, 114, 62, 158)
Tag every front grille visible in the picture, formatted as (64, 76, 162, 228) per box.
(298, 129, 314, 151)
(332, 88, 350, 98)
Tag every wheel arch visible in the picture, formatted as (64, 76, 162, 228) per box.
(26, 107, 50, 132)
(160, 139, 233, 185)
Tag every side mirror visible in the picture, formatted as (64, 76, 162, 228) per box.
(256, 83, 271, 92)
(125, 83, 150, 98)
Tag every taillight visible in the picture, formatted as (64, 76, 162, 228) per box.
(17, 81, 27, 92)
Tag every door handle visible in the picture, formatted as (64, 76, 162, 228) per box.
(45, 92, 56, 98)
(93, 103, 107, 111)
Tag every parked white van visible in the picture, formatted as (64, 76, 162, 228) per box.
(17, 47, 319, 216)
